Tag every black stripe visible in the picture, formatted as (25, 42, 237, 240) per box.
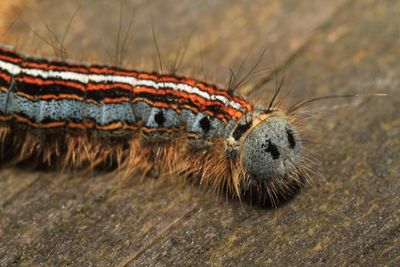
(0, 77, 10, 88)
(13, 78, 134, 101)
(0, 67, 12, 76)
(0, 48, 22, 60)
(13, 80, 86, 98)
(90, 64, 138, 74)
(23, 55, 88, 71)
(86, 86, 131, 101)
(0, 66, 14, 88)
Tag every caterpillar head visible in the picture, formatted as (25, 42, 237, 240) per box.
(228, 111, 303, 185)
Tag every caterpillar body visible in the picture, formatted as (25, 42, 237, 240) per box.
(0, 45, 307, 205)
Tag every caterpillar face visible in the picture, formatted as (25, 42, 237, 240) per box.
(231, 112, 303, 183)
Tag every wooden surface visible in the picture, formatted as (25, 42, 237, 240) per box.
(0, 0, 399, 266)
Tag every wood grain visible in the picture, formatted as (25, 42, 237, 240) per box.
(0, 0, 399, 266)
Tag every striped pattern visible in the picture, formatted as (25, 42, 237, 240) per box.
(0, 46, 253, 140)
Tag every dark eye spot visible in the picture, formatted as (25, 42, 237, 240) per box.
(286, 129, 296, 149)
(154, 110, 166, 126)
(199, 116, 211, 133)
(262, 139, 280, 160)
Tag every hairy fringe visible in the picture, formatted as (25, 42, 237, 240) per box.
(0, 105, 315, 207)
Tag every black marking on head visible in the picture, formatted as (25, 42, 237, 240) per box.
(199, 116, 211, 133)
(262, 139, 280, 160)
(154, 110, 166, 126)
(286, 129, 296, 149)
(232, 121, 252, 140)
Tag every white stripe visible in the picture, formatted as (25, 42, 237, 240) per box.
(0, 59, 243, 111)
(89, 74, 136, 85)
(23, 68, 89, 83)
(0, 60, 21, 75)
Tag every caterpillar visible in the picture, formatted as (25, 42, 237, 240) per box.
(0, 44, 308, 206)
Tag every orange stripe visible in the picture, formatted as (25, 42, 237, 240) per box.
(22, 61, 88, 73)
(181, 78, 227, 97)
(136, 72, 158, 81)
(0, 72, 11, 83)
(186, 132, 199, 139)
(14, 92, 35, 100)
(141, 126, 177, 134)
(94, 121, 138, 131)
(235, 97, 253, 112)
(89, 66, 139, 77)
(0, 114, 11, 121)
(17, 76, 86, 91)
(38, 94, 84, 101)
(87, 82, 131, 91)
(13, 114, 66, 128)
(84, 120, 95, 129)
(15, 91, 84, 101)
(133, 97, 173, 109)
(103, 97, 131, 103)
(0, 54, 22, 64)
(96, 121, 123, 131)
(67, 121, 86, 130)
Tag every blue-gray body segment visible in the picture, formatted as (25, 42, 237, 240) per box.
(183, 109, 225, 138)
(86, 102, 136, 125)
(0, 89, 238, 141)
(145, 107, 180, 129)
(0, 90, 7, 113)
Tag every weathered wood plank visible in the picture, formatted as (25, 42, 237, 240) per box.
(0, 0, 399, 266)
